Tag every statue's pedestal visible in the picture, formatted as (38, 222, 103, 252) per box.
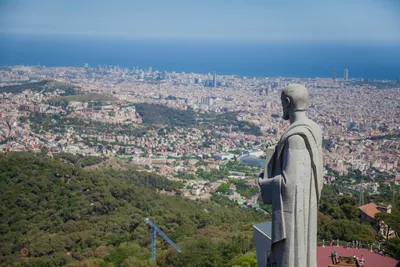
(253, 222, 272, 267)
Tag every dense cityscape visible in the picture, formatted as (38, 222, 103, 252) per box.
(1, 65, 399, 194)
(0, 62, 399, 267)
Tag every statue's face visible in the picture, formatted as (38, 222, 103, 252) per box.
(281, 93, 290, 120)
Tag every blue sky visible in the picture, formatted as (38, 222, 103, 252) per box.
(1, 0, 399, 41)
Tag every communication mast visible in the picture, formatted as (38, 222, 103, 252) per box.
(393, 190, 396, 207)
(359, 180, 364, 206)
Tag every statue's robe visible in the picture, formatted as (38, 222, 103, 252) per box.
(259, 120, 323, 267)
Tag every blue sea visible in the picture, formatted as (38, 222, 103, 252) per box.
(1, 33, 400, 80)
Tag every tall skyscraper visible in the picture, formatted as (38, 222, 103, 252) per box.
(344, 69, 349, 81)
(332, 68, 336, 81)
(200, 97, 213, 106)
(213, 73, 217, 88)
(397, 77, 400, 84)
(266, 85, 271, 95)
(139, 70, 144, 80)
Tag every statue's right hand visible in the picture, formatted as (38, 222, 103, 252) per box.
(258, 172, 264, 187)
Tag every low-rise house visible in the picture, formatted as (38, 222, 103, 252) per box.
(359, 202, 392, 223)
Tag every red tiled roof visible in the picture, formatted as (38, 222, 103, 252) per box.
(358, 203, 380, 219)
(318, 247, 399, 267)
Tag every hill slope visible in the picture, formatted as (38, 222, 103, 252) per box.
(0, 80, 78, 95)
(0, 152, 265, 266)
(134, 103, 262, 136)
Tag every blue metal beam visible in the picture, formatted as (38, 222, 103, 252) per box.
(145, 218, 182, 262)
(152, 228, 156, 262)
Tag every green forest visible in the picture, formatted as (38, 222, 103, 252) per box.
(134, 103, 261, 136)
(0, 80, 78, 95)
(1, 152, 399, 266)
(135, 103, 196, 127)
(318, 185, 400, 259)
(0, 152, 265, 267)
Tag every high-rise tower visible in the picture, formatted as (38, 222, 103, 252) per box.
(344, 69, 349, 81)
(213, 73, 217, 88)
(332, 68, 336, 82)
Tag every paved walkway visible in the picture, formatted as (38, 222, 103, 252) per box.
(318, 246, 399, 267)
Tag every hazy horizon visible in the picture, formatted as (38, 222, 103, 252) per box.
(1, 0, 400, 42)
(1, 33, 400, 80)
(1, 1, 400, 79)
(3, 32, 400, 45)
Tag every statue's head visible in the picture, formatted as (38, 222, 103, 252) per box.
(281, 84, 309, 120)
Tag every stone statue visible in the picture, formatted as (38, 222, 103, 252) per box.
(258, 84, 323, 267)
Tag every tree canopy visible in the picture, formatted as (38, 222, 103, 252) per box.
(0, 152, 265, 266)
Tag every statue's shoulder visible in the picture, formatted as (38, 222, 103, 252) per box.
(285, 134, 307, 150)
(307, 119, 322, 137)
(282, 119, 322, 149)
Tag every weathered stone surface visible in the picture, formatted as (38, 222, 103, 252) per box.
(259, 84, 323, 267)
